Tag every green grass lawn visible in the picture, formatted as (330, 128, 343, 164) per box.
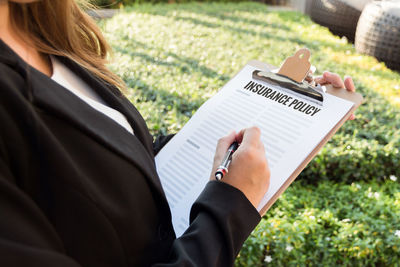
(100, 2, 400, 265)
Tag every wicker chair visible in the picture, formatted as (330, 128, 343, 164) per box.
(310, 0, 362, 42)
(355, 1, 400, 71)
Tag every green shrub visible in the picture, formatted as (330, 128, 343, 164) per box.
(100, 2, 400, 183)
(237, 180, 400, 266)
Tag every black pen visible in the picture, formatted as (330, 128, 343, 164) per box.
(215, 141, 239, 180)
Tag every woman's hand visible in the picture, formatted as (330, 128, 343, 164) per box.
(210, 127, 270, 212)
(314, 71, 357, 120)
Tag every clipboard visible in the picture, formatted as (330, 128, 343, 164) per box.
(155, 48, 363, 236)
(243, 49, 363, 214)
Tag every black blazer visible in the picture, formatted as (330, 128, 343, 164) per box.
(0, 39, 260, 267)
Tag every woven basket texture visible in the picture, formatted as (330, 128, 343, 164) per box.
(355, 1, 400, 71)
(310, 0, 362, 42)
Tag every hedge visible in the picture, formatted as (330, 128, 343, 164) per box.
(237, 180, 400, 266)
(100, 2, 400, 184)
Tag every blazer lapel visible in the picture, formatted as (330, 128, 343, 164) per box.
(57, 57, 155, 155)
(29, 69, 165, 194)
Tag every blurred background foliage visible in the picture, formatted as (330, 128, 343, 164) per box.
(98, 2, 400, 265)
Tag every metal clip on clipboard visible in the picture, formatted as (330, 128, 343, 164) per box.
(252, 48, 324, 104)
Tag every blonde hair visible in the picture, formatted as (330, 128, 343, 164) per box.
(9, 0, 125, 93)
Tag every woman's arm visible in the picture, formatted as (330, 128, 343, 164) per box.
(152, 127, 269, 266)
(154, 181, 261, 266)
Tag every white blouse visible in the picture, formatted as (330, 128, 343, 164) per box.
(50, 56, 134, 135)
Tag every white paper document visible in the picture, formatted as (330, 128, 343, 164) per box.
(155, 65, 354, 237)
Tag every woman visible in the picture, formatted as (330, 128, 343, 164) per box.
(0, 0, 356, 266)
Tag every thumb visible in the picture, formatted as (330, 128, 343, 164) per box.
(214, 130, 237, 161)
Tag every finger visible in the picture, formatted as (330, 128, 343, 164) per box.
(314, 76, 328, 85)
(323, 71, 345, 88)
(214, 130, 237, 159)
(236, 128, 245, 144)
(211, 131, 237, 180)
(239, 126, 262, 147)
(344, 76, 356, 92)
(305, 74, 313, 83)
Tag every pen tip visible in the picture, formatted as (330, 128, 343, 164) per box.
(215, 173, 222, 180)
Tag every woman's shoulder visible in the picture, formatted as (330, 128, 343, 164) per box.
(0, 59, 20, 75)
(0, 39, 24, 78)
(0, 59, 27, 91)
(0, 59, 36, 128)
(0, 64, 31, 109)
(0, 39, 34, 98)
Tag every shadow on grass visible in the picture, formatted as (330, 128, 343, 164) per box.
(113, 43, 230, 82)
(126, 4, 350, 53)
(173, 14, 351, 54)
(122, 73, 205, 113)
(111, 38, 224, 120)
(205, 12, 291, 31)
